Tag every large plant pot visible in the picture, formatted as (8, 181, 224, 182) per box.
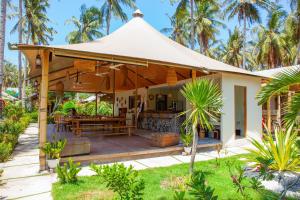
(184, 147, 192, 154)
(47, 158, 60, 169)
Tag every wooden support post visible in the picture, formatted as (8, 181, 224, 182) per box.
(112, 70, 115, 117)
(267, 98, 271, 130)
(192, 69, 196, 81)
(135, 67, 138, 129)
(38, 50, 50, 171)
(277, 95, 281, 125)
(95, 93, 98, 115)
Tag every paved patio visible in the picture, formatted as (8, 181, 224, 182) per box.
(0, 123, 252, 200)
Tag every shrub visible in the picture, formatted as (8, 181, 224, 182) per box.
(3, 102, 24, 120)
(0, 119, 24, 135)
(0, 133, 18, 148)
(187, 171, 218, 200)
(56, 159, 81, 184)
(0, 142, 12, 162)
(40, 138, 66, 159)
(90, 163, 145, 200)
(27, 111, 38, 123)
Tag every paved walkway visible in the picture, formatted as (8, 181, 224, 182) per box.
(0, 124, 252, 199)
(0, 124, 55, 200)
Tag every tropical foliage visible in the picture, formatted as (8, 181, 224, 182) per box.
(100, 0, 136, 34)
(181, 79, 222, 173)
(66, 4, 103, 44)
(257, 67, 300, 126)
(11, 0, 56, 45)
(247, 126, 300, 172)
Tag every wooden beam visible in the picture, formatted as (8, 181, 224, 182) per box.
(126, 66, 156, 85)
(39, 50, 50, 171)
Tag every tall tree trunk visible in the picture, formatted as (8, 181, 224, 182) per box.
(190, 0, 195, 50)
(18, 0, 24, 105)
(296, 40, 300, 65)
(106, 4, 112, 35)
(189, 123, 198, 174)
(242, 9, 246, 69)
(0, 0, 7, 105)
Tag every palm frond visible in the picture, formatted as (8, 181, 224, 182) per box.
(257, 68, 300, 105)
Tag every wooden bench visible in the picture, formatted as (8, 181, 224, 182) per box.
(72, 125, 136, 137)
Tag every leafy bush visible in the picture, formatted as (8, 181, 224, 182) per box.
(246, 126, 300, 172)
(91, 163, 145, 200)
(62, 100, 76, 114)
(0, 133, 18, 148)
(187, 171, 218, 200)
(76, 101, 112, 116)
(26, 111, 38, 123)
(41, 138, 66, 159)
(0, 119, 24, 135)
(180, 131, 193, 147)
(0, 142, 12, 162)
(3, 102, 24, 120)
(56, 159, 81, 184)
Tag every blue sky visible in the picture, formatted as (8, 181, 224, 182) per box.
(4, 0, 290, 64)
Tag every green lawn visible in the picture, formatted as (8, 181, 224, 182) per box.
(52, 155, 281, 200)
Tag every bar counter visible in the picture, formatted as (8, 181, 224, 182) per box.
(138, 111, 185, 133)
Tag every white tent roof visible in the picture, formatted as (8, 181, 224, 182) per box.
(49, 10, 256, 76)
(253, 65, 300, 78)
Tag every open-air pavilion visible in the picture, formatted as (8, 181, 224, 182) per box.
(11, 10, 263, 170)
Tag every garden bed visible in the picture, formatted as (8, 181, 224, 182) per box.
(52, 155, 287, 200)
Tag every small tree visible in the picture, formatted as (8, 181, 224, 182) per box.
(181, 79, 222, 174)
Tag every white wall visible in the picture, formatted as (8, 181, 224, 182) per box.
(221, 73, 262, 145)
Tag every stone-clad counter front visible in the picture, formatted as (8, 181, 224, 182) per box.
(137, 112, 185, 133)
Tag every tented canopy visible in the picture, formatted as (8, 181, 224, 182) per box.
(11, 10, 262, 93)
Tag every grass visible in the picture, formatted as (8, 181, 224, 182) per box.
(52, 155, 282, 200)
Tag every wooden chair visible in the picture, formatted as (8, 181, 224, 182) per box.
(54, 113, 69, 132)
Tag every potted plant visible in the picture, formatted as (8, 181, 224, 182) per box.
(41, 138, 66, 169)
(180, 132, 193, 154)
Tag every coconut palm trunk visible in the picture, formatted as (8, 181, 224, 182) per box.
(190, 0, 195, 50)
(18, 0, 23, 104)
(296, 41, 300, 65)
(242, 8, 246, 69)
(106, 4, 112, 35)
(189, 123, 198, 174)
(0, 0, 7, 102)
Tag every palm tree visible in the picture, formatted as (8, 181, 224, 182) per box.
(11, 0, 56, 45)
(3, 60, 19, 89)
(223, 0, 271, 68)
(18, 0, 22, 102)
(161, 14, 189, 46)
(173, 0, 199, 50)
(257, 67, 300, 127)
(194, 0, 224, 55)
(0, 0, 7, 101)
(219, 27, 244, 67)
(100, 0, 136, 35)
(66, 5, 103, 44)
(285, 0, 300, 65)
(253, 8, 287, 69)
(181, 79, 222, 173)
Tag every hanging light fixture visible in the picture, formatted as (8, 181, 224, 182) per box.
(35, 54, 42, 69)
(166, 68, 177, 86)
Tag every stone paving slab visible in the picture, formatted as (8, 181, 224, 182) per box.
(0, 174, 55, 199)
(1, 163, 41, 180)
(0, 155, 39, 168)
(135, 156, 182, 168)
(18, 192, 52, 200)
